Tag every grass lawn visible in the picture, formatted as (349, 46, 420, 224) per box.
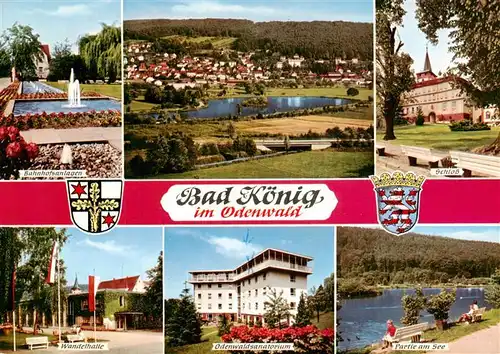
(130, 98, 159, 111)
(46, 82, 122, 100)
(0, 332, 55, 350)
(165, 326, 224, 354)
(265, 87, 372, 101)
(377, 124, 500, 151)
(162, 35, 237, 49)
(311, 311, 334, 330)
(153, 150, 374, 179)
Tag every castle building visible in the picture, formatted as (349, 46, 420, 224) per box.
(401, 48, 476, 123)
(188, 248, 313, 325)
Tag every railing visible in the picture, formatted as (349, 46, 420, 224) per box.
(234, 260, 312, 281)
(190, 274, 235, 282)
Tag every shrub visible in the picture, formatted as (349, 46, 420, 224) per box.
(401, 288, 426, 326)
(449, 120, 491, 131)
(199, 142, 220, 156)
(416, 107, 425, 126)
(221, 325, 334, 354)
(347, 87, 359, 96)
(0, 126, 39, 179)
(426, 290, 456, 321)
(485, 285, 500, 309)
(128, 154, 149, 177)
(217, 315, 232, 336)
(196, 154, 225, 165)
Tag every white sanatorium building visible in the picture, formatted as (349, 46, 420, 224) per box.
(189, 248, 313, 325)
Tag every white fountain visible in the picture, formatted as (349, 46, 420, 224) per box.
(63, 68, 85, 108)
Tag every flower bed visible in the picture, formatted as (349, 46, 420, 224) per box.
(1, 110, 121, 130)
(16, 91, 104, 100)
(0, 82, 21, 114)
(0, 126, 39, 179)
(221, 325, 334, 354)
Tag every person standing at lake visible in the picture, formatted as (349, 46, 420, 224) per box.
(382, 319, 397, 349)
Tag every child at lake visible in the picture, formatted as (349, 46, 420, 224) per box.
(382, 319, 396, 349)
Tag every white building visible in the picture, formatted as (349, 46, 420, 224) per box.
(189, 248, 313, 325)
(36, 44, 51, 79)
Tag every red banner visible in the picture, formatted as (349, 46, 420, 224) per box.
(0, 179, 498, 225)
(88, 275, 97, 312)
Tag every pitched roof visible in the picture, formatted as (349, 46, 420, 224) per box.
(98, 276, 140, 291)
(423, 48, 432, 73)
(40, 44, 51, 61)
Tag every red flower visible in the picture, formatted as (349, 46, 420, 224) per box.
(25, 143, 39, 159)
(0, 126, 8, 140)
(7, 126, 19, 141)
(6, 141, 22, 158)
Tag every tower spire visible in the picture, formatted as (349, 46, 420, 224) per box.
(423, 45, 432, 73)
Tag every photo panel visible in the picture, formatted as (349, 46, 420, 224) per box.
(123, 0, 374, 179)
(337, 225, 500, 353)
(164, 226, 335, 353)
(0, 226, 163, 353)
(0, 0, 123, 180)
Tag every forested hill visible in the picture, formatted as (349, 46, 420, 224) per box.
(124, 19, 373, 60)
(338, 227, 500, 284)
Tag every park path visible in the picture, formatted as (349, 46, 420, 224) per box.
(428, 324, 500, 354)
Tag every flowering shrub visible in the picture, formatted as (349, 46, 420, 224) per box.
(16, 91, 104, 100)
(0, 110, 121, 130)
(0, 126, 39, 179)
(221, 325, 334, 354)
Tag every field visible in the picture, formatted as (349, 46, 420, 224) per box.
(154, 150, 374, 179)
(47, 82, 122, 100)
(162, 35, 237, 49)
(377, 124, 500, 151)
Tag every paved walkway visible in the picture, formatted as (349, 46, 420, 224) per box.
(21, 127, 122, 152)
(428, 324, 500, 354)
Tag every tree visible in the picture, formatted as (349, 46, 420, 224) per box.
(401, 288, 426, 325)
(143, 252, 162, 327)
(78, 24, 121, 83)
(263, 287, 292, 329)
(309, 285, 327, 323)
(47, 40, 86, 82)
(376, 0, 415, 140)
(0, 228, 23, 322)
(0, 48, 11, 77)
(295, 293, 311, 327)
(414, 0, 500, 152)
(415, 107, 425, 126)
(236, 103, 242, 116)
(324, 273, 335, 312)
(146, 134, 198, 175)
(284, 134, 290, 153)
(425, 290, 456, 329)
(486, 269, 500, 309)
(1, 23, 43, 80)
(227, 122, 237, 139)
(346, 87, 359, 96)
(165, 287, 202, 347)
(217, 315, 232, 336)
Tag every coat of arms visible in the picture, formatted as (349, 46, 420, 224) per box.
(370, 172, 426, 235)
(66, 180, 123, 234)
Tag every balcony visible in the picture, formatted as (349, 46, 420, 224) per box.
(189, 274, 235, 283)
(234, 260, 312, 281)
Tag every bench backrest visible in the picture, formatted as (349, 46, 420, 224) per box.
(66, 335, 82, 341)
(451, 151, 500, 176)
(393, 322, 429, 339)
(26, 336, 48, 344)
(401, 145, 433, 155)
(475, 307, 486, 315)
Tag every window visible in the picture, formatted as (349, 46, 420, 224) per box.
(208, 293, 212, 300)
(263, 303, 267, 310)
(290, 275, 296, 283)
(197, 284, 201, 289)
(229, 304, 233, 310)
(248, 302, 251, 309)
(290, 288, 296, 296)
(218, 304, 222, 310)
(197, 304, 201, 310)
(451, 100, 457, 108)
(229, 293, 233, 299)
(263, 289, 267, 296)
(208, 304, 212, 309)
(119, 296, 125, 307)
(255, 276, 258, 284)
(198, 294, 201, 299)
(208, 284, 212, 289)
(263, 273, 266, 281)
(243, 303, 245, 310)
(255, 303, 258, 310)
(255, 289, 258, 296)
(218, 293, 222, 299)
(442, 101, 448, 111)
(248, 290, 251, 297)
(290, 302, 296, 309)
(81, 299, 89, 310)
(411, 107, 415, 114)
(218, 284, 222, 288)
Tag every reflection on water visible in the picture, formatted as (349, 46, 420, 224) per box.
(338, 287, 489, 350)
(182, 96, 350, 119)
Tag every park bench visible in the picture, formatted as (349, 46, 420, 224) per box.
(387, 322, 429, 345)
(25, 336, 49, 350)
(376, 144, 386, 156)
(66, 334, 85, 343)
(471, 307, 486, 322)
(450, 151, 500, 177)
(400, 145, 442, 168)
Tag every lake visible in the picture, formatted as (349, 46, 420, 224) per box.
(338, 287, 490, 350)
(178, 96, 350, 119)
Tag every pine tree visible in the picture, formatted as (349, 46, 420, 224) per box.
(309, 285, 327, 323)
(217, 315, 232, 336)
(295, 293, 311, 327)
(166, 287, 202, 347)
(264, 287, 292, 329)
(144, 252, 163, 328)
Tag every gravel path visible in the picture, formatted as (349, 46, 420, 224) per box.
(427, 324, 500, 354)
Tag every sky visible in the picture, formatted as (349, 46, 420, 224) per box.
(60, 227, 163, 288)
(398, 0, 454, 75)
(164, 226, 334, 299)
(358, 225, 500, 244)
(124, 0, 373, 23)
(0, 0, 121, 53)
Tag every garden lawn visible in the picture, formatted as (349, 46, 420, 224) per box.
(311, 311, 334, 330)
(377, 124, 500, 151)
(46, 82, 122, 100)
(0, 332, 55, 350)
(154, 150, 374, 179)
(165, 326, 224, 354)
